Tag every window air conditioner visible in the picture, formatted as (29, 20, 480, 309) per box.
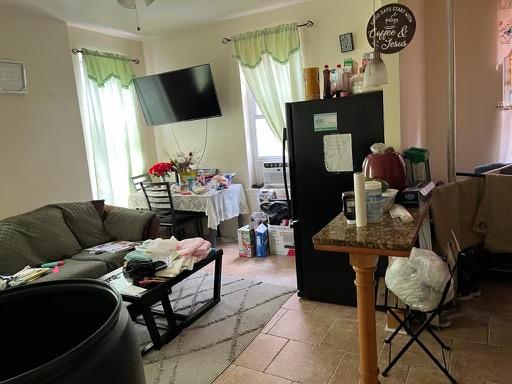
(262, 162, 289, 188)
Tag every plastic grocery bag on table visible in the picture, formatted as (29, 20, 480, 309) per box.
(385, 247, 452, 312)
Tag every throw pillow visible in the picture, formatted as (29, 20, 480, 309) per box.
(54, 202, 113, 249)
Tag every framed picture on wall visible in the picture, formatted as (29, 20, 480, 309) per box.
(0, 60, 27, 94)
(339, 33, 354, 53)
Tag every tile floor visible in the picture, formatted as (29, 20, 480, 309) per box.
(210, 243, 512, 384)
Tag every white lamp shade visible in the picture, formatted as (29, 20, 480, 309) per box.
(363, 55, 389, 87)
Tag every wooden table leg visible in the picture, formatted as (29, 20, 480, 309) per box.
(350, 253, 380, 384)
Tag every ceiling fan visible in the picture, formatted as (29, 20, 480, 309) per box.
(116, 0, 155, 9)
(116, 0, 155, 31)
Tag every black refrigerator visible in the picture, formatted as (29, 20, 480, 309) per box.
(286, 91, 384, 305)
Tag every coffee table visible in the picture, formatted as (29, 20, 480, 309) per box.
(100, 249, 223, 354)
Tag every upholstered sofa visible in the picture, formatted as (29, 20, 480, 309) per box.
(0, 201, 159, 282)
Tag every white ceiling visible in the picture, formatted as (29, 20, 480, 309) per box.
(3, 0, 311, 39)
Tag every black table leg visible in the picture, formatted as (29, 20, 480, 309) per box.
(209, 228, 218, 247)
(213, 252, 222, 302)
(141, 304, 163, 350)
(160, 294, 180, 339)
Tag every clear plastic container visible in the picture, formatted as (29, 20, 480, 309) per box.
(365, 181, 383, 223)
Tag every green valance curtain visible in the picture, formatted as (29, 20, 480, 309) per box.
(232, 23, 301, 69)
(81, 49, 135, 88)
(231, 23, 304, 141)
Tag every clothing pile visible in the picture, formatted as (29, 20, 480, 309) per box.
(125, 237, 211, 278)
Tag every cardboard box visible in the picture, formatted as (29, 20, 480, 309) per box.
(396, 181, 435, 207)
(255, 223, 269, 257)
(268, 225, 295, 256)
(237, 222, 256, 257)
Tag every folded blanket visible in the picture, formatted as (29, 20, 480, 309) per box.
(125, 250, 152, 262)
(176, 237, 211, 259)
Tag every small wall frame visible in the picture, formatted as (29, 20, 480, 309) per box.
(0, 60, 27, 94)
(339, 33, 354, 53)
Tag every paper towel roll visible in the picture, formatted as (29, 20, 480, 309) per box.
(354, 172, 367, 227)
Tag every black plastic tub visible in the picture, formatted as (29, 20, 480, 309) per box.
(0, 279, 146, 384)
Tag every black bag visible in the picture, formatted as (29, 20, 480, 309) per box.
(260, 201, 291, 225)
(123, 260, 166, 281)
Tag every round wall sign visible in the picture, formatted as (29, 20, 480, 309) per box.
(366, 3, 416, 54)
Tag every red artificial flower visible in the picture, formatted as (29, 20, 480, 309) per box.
(149, 162, 173, 177)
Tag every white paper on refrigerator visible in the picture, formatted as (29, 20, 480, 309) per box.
(323, 133, 354, 172)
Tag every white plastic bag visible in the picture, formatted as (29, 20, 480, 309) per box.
(385, 248, 451, 312)
(137, 237, 178, 258)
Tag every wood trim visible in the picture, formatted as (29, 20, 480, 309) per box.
(313, 243, 411, 257)
(349, 253, 381, 384)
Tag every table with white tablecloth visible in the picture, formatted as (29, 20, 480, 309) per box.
(128, 184, 249, 236)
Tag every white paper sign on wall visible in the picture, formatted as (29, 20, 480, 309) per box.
(0, 61, 27, 94)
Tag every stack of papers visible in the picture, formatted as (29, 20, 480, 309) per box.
(86, 241, 137, 254)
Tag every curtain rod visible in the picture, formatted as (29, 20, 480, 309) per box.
(221, 20, 314, 44)
(71, 48, 140, 64)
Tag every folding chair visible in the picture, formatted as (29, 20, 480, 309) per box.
(382, 236, 460, 384)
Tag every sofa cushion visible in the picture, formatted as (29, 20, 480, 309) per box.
(91, 199, 107, 219)
(70, 250, 127, 271)
(54, 202, 112, 249)
(4, 206, 82, 261)
(104, 207, 155, 241)
(35, 259, 109, 282)
(0, 222, 47, 274)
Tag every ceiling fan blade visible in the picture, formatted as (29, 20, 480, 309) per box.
(117, 0, 136, 9)
(144, 0, 155, 6)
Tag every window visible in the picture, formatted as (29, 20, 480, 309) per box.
(241, 74, 283, 185)
(251, 98, 282, 158)
(75, 53, 144, 206)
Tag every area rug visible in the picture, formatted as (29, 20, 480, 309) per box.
(136, 272, 295, 384)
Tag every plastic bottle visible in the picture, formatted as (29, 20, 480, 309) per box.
(323, 65, 332, 99)
(335, 64, 343, 97)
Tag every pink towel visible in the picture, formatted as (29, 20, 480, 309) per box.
(176, 238, 211, 259)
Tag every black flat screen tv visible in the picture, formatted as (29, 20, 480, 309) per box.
(133, 64, 222, 126)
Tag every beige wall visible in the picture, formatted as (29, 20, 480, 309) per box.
(399, 0, 426, 150)
(422, 0, 501, 182)
(68, 26, 158, 168)
(455, 0, 501, 173)
(424, 0, 449, 182)
(143, 0, 401, 187)
(0, 5, 92, 219)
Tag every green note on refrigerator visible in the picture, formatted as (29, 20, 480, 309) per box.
(313, 112, 338, 132)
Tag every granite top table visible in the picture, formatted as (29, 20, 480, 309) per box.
(313, 205, 429, 257)
(312, 204, 429, 384)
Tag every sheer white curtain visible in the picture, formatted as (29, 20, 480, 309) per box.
(232, 23, 304, 141)
(240, 50, 304, 142)
(77, 53, 144, 206)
